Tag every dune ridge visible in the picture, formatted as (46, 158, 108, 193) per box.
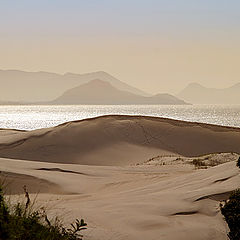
(0, 115, 240, 165)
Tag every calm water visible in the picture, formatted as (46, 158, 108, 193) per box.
(0, 105, 240, 130)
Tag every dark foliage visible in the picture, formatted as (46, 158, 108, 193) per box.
(220, 189, 240, 240)
(0, 186, 87, 240)
(237, 157, 240, 168)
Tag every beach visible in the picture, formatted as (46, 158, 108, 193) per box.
(0, 115, 240, 239)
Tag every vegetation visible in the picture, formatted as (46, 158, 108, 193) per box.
(220, 157, 240, 240)
(191, 154, 235, 169)
(220, 189, 240, 240)
(191, 159, 207, 169)
(0, 185, 87, 240)
(237, 156, 240, 168)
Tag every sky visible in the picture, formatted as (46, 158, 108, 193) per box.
(0, 0, 240, 94)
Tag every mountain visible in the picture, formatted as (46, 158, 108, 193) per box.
(61, 71, 149, 97)
(51, 79, 188, 105)
(178, 82, 240, 104)
(0, 101, 22, 105)
(0, 70, 148, 102)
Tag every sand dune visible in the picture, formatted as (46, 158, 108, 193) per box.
(0, 171, 65, 195)
(0, 116, 240, 239)
(0, 115, 240, 165)
(0, 156, 239, 240)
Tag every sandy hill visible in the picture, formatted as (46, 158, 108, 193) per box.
(51, 79, 187, 105)
(0, 115, 240, 165)
(178, 82, 240, 104)
(0, 156, 239, 240)
(0, 70, 148, 102)
(0, 116, 240, 239)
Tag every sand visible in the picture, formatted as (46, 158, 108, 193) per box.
(0, 115, 240, 165)
(0, 115, 240, 240)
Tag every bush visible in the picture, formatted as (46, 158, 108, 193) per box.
(220, 189, 240, 240)
(0, 185, 87, 240)
(237, 156, 240, 168)
(191, 159, 207, 169)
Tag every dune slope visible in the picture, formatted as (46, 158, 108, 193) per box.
(0, 157, 239, 240)
(0, 115, 240, 165)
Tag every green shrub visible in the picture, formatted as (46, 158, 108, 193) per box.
(0, 185, 87, 240)
(220, 189, 240, 240)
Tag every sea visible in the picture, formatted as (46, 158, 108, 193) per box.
(0, 104, 240, 130)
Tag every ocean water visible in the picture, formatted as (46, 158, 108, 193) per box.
(0, 104, 240, 130)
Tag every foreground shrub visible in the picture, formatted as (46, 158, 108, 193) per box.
(237, 156, 240, 168)
(220, 189, 240, 240)
(0, 186, 87, 240)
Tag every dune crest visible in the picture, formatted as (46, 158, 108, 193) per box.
(0, 115, 240, 165)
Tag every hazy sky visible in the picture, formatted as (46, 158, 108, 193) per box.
(0, 0, 240, 94)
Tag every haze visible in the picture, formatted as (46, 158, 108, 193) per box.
(1, 2, 240, 240)
(1, 0, 240, 94)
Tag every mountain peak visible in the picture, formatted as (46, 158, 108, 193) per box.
(187, 82, 205, 88)
(230, 82, 240, 88)
(83, 79, 115, 89)
(87, 79, 111, 85)
(178, 81, 240, 104)
(52, 79, 187, 105)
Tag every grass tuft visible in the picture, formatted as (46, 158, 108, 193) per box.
(0, 185, 87, 240)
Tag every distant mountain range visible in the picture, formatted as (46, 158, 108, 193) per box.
(51, 79, 188, 105)
(0, 70, 148, 102)
(0, 69, 188, 105)
(178, 82, 240, 104)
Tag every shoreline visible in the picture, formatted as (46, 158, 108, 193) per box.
(1, 114, 240, 132)
(0, 104, 240, 131)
